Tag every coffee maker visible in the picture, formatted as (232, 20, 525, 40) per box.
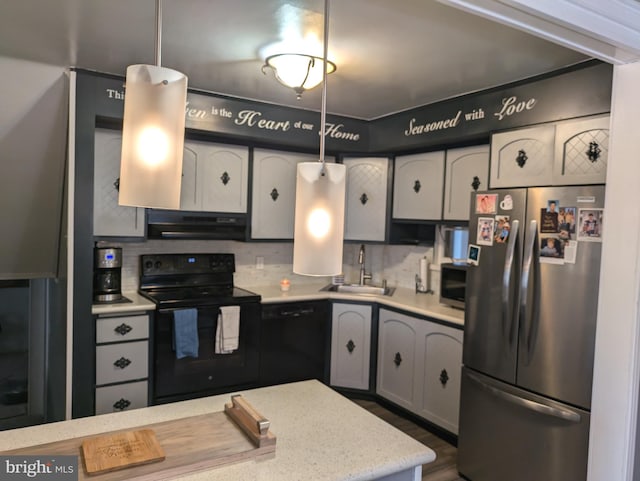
(93, 247, 123, 303)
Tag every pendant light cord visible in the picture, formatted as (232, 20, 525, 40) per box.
(319, 0, 330, 169)
(155, 0, 162, 67)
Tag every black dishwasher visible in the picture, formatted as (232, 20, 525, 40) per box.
(259, 301, 330, 387)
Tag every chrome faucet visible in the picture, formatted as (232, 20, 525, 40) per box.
(358, 244, 372, 285)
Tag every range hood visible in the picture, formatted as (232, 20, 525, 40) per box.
(147, 210, 247, 240)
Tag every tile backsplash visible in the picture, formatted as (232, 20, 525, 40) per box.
(97, 239, 439, 293)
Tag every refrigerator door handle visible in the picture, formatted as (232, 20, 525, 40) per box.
(502, 219, 520, 347)
(520, 219, 541, 363)
(466, 371, 581, 423)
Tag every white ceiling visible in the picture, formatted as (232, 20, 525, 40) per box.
(0, 0, 592, 120)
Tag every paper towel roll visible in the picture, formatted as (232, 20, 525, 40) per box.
(419, 257, 428, 292)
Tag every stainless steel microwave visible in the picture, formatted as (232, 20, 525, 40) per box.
(440, 262, 468, 309)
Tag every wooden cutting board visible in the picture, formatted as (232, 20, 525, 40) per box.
(82, 429, 165, 475)
(2, 407, 276, 480)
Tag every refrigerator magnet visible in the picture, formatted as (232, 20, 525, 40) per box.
(467, 244, 481, 266)
(475, 194, 497, 214)
(477, 217, 494, 246)
(499, 194, 513, 210)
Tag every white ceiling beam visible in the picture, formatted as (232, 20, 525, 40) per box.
(437, 0, 640, 64)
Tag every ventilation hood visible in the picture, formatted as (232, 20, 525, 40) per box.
(147, 210, 247, 240)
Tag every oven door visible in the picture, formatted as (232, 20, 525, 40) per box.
(153, 302, 260, 403)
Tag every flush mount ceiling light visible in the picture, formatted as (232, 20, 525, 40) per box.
(293, 0, 346, 277)
(262, 53, 336, 99)
(119, 0, 188, 209)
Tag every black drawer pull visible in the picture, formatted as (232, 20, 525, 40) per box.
(413, 179, 421, 193)
(270, 188, 279, 201)
(394, 352, 402, 367)
(440, 369, 449, 387)
(114, 323, 133, 336)
(346, 339, 356, 353)
(113, 398, 131, 411)
(516, 149, 528, 168)
(220, 171, 231, 185)
(587, 141, 601, 162)
(471, 175, 481, 191)
(360, 192, 368, 205)
(114, 357, 131, 369)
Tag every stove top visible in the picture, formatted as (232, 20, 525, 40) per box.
(138, 253, 260, 309)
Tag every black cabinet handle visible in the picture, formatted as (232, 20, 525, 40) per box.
(220, 171, 231, 185)
(587, 141, 601, 162)
(516, 149, 528, 168)
(394, 352, 402, 367)
(360, 193, 368, 205)
(113, 398, 131, 411)
(114, 357, 131, 369)
(346, 339, 356, 353)
(471, 176, 481, 191)
(270, 188, 279, 201)
(113, 177, 120, 191)
(413, 179, 421, 193)
(114, 323, 132, 336)
(440, 369, 449, 387)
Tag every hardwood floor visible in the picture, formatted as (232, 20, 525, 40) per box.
(353, 399, 465, 481)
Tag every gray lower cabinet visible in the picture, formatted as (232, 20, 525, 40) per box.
(330, 303, 372, 390)
(377, 308, 463, 434)
(95, 313, 150, 415)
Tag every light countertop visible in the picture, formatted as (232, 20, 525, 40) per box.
(91, 283, 464, 327)
(0, 380, 436, 481)
(91, 291, 155, 316)
(247, 281, 464, 327)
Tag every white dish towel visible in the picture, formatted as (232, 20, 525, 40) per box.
(215, 305, 240, 354)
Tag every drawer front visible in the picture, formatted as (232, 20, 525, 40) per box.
(96, 314, 149, 343)
(96, 341, 148, 385)
(95, 381, 148, 415)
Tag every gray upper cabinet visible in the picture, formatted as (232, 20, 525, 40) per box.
(344, 157, 389, 241)
(181, 140, 248, 213)
(489, 124, 555, 188)
(552, 114, 609, 185)
(393, 151, 445, 221)
(443, 145, 489, 221)
(251, 148, 318, 239)
(93, 129, 145, 238)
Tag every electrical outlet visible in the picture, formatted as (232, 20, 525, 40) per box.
(256, 256, 264, 270)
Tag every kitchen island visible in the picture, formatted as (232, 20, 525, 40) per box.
(0, 380, 435, 480)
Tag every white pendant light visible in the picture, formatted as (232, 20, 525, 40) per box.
(293, 0, 346, 276)
(119, 0, 187, 209)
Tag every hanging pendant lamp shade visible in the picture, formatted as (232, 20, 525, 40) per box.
(293, 162, 346, 276)
(292, 0, 345, 276)
(119, 65, 187, 209)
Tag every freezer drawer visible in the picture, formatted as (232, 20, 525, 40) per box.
(458, 367, 590, 481)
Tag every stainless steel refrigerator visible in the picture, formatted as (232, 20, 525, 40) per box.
(457, 185, 605, 481)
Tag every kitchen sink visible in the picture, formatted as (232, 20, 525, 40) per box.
(322, 283, 395, 296)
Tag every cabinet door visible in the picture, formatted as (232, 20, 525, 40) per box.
(344, 157, 389, 241)
(93, 129, 145, 237)
(330, 303, 372, 390)
(443, 145, 489, 221)
(416, 322, 463, 434)
(489, 124, 555, 188)
(377, 309, 418, 411)
(552, 114, 609, 185)
(197, 142, 248, 213)
(180, 143, 199, 210)
(251, 149, 317, 239)
(181, 141, 249, 212)
(393, 151, 445, 220)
